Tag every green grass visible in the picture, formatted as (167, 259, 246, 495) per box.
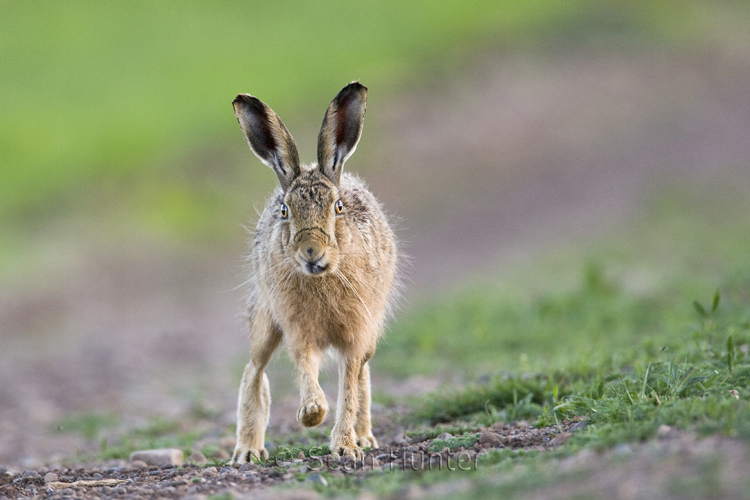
(428, 433, 480, 452)
(0, 0, 569, 224)
(55, 413, 120, 440)
(269, 443, 333, 462)
(408, 288, 750, 435)
(1, 0, 743, 236)
(376, 174, 750, 379)
(56, 413, 207, 461)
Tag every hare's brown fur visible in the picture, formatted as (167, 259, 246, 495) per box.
(231, 83, 398, 463)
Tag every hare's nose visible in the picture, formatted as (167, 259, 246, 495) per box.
(300, 244, 324, 264)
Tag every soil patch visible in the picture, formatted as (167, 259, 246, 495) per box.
(0, 420, 576, 499)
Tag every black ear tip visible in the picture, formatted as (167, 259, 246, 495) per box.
(340, 82, 367, 96)
(233, 93, 264, 110)
(347, 81, 367, 91)
(335, 83, 367, 108)
(234, 94, 272, 121)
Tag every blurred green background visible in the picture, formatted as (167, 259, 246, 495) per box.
(2, 0, 569, 239)
(2, 0, 750, 470)
(3, 0, 742, 247)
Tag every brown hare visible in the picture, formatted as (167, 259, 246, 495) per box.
(230, 82, 399, 463)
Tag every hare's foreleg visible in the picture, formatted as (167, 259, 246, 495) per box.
(232, 315, 282, 465)
(330, 355, 364, 459)
(354, 360, 378, 448)
(290, 345, 328, 427)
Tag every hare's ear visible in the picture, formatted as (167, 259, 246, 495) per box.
(317, 82, 367, 186)
(233, 94, 301, 190)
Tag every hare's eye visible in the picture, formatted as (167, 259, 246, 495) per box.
(335, 199, 344, 214)
(280, 204, 288, 219)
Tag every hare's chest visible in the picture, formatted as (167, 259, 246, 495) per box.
(272, 278, 367, 344)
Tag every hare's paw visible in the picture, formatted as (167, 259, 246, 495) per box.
(231, 445, 268, 465)
(357, 435, 379, 449)
(330, 444, 363, 461)
(297, 395, 328, 427)
(331, 432, 363, 460)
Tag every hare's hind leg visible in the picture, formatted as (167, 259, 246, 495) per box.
(232, 313, 282, 465)
(355, 360, 379, 449)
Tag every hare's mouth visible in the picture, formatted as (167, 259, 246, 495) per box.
(304, 260, 329, 275)
(294, 253, 331, 276)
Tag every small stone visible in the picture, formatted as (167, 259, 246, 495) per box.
(551, 432, 572, 447)
(201, 467, 218, 477)
(478, 431, 502, 446)
(409, 434, 427, 444)
(657, 425, 672, 437)
(21, 470, 39, 478)
(299, 465, 309, 474)
(613, 443, 632, 455)
(389, 431, 409, 445)
(363, 455, 379, 467)
(131, 460, 148, 469)
(435, 433, 453, 441)
(238, 462, 256, 472)
(307, 472, 328, 486)
(210, 448, 231, 460)
(43, 472, 58, 484)
(185, 451, 208, 464)
(570, 420, 587, 431)
(129, 449, 184, 466)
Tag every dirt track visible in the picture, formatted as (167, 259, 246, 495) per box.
(0, 421, 574, 498)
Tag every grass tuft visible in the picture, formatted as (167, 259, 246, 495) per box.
(407, 292, 750, 456)
(428, 434, 480, 452)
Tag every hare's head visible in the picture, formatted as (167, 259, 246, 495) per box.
(233, 83, 367, 277)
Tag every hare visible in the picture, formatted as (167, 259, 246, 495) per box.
(230, 82, 399, 464)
